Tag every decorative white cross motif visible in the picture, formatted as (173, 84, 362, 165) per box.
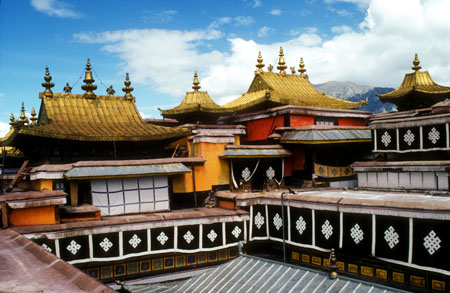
(184, 231, 195, 244)
(99, 237, 113, 252)
(384, 226, 400, 249)
(381, 131, 391, 147)
(254, 212, 265, 229)
(423, 230, 441, 255)
(273, 213, 283, 231)
(231, 226, 242, 238)
(42, 243, 52, 253)
(207, 229, 218, 242)
(241, 167, 251, 181)
(128, 234, 142, 249)
(66, 240, 81, 255)
(350, 224, 364, 244)
(266, 166, 275, 180)
(428, 127, 440, 144)
(321, 220, 333, 240)
(296, 216, 306, 235)
(157, 231, 169, 246)
(403, 129, 415, 146)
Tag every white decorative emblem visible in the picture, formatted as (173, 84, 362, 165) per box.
(183, 231, 195, 244)
(423, 230, 441, 256)
(254, 211, 265, 229)
(428, 127, 440, 144)
(350, 224, 364, 244)
(99, 237, 113, 252)
(157, 231, 169, 246)
(321, 220, 333, 240)
(207, 229, 218, 242)
(384, 226, 400, 249)
(266, 166, 275, 180)
(128, 234, 141, 249)
(296, 216, 306, 235)
(403, 129, 415, 146)
(232, 226, 242, 238)
(42, 243, 52, 253)
(66, 240, 81, 255)
(273, 213, 283, 231)
(381, 131, 391, 147)
(241, 167, 251, 181)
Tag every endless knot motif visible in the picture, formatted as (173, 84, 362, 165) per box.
(254, 212, 265, 229)
(207, 229, 218, 242)
(296, 216, 306, 235)
(384, 226, 399, 249)
(273, 213, 283, 231)
(241, 167, 251, 181)
(331, 168, 338, 176)
(129, 234, 141, 249)
(321, 220, 333, 240)
(350, 223, 364, 244)
(232, 226, 242, 238)
(183, 231, 194, 244)
(266, 166, 275, 180)
(428, 127, 440, 144)
(403, 129, 415, 146)
(381, 131, 391, 147)
(42, 243, 52, 253)
(66, 240, 81, 255)
(99, 237, 113, 252)
(157, 231, 169, 246)
(423, 230, 441, 255)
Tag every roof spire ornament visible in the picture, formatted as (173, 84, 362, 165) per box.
(30, 107, 38, 125)
(255, 51, 265, 72)
(63, 82, 72, 94)
(277, 47, 287, 75)
(122, 72, 134, 100)
(192, 71, 201, 91)
(412, 53, 422, 72)
(298, 57, 307, 76)
(9, 113, 15, 127)
(20, 102, 28, 123)
(81, 58, 97, 99)
(41, 67, 55, 98)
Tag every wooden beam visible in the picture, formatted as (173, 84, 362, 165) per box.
(1, 202, 8, 229)
(5, 160, 29, 192)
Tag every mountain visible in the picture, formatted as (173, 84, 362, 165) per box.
(314, 81, 396, 113)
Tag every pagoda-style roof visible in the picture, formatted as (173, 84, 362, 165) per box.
(378, 54, 450, 111)
(223, 49, 367, 112)
(1, 61, 189, 145)
(161, 71, 228, 123)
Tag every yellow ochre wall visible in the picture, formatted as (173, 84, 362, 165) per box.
(32, 179, 53, 191)
(9, 205, 59, 226)
(173, 141, 230, 193)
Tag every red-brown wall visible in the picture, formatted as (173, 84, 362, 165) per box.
(338, 117, 366, 126)
(244, 116, 285, 141)
(290, 115, 315, 127)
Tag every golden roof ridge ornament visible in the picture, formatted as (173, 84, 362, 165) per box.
(122, 72, 134, 100)
(298, 57, 307, 77)
(30, 107, 38, 125)
(20, 102, 28, 123)
(192, 70, 201, 91)
(9, 113, 15, 127)
(255, 51, 265, 73)
(277, 47, 287, 75)
(81, 58, 97, 99)
(412, 53, 422, 72)
(41, 67, 55, 98)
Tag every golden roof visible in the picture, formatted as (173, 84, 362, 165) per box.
(0, 146, 25, 158)
(378, 54, 450, 110)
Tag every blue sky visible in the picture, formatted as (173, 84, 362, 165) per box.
(1, 0, 450, 136)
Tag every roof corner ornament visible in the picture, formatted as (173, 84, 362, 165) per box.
(106, 85, 115, 96)
(255, 51, 265, 73)
(30, 107, 38, 125)
(9, 113, 15, 127)
(328, 248, 339, 279)
(81, 58, 97, 99)
(41, 67, 55, 98)
(298, 57, 307, 77)
(63, 82, 72, 94)
(20, 102, 29, 124)
(277, 47, 287, 76)
(122, 72, 134, 100)
(192, 70, 201, 91)
(267, 64, 273, 72)
(412, 53, 422, 72)
(290, 67, 296, 75)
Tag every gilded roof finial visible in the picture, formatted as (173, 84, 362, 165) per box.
(298, 57, 307, 76)
(122, 72, 134, 100)
(412, 53, 422, 72)
(20, 102, 28, 122)
(255, 51, 265, 72)
(63, 82, 72, 94)
(30, 107, 37, 125)
(81, 58, 97, 99)
(192, 71, 201, 91)
(106, 85, 115, 96)
(277, 47, 287, 75)
(9, 113, 15, 126)
(41, 67, 55, 97)
(267, 64, 273, 72)
(290, 67, 296, 75)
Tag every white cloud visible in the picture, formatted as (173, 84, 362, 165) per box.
(142, 10, 177, 23)
(270, 9, 282, 16)
(209, 16, 254, 29)
(0, 122, 10, 137)
(325, 0, 372, 10)
(257, 26, 276, 37)
(250, 0, 261, 8)
(30, 0, 82, 18)
(74, 0, 450, 107)
(331, 25, 353, 34)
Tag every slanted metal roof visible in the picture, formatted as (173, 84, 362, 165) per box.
(126, 255, 406, 293)
(281, 127, 371, 144)
(220, 145, 292, 158)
